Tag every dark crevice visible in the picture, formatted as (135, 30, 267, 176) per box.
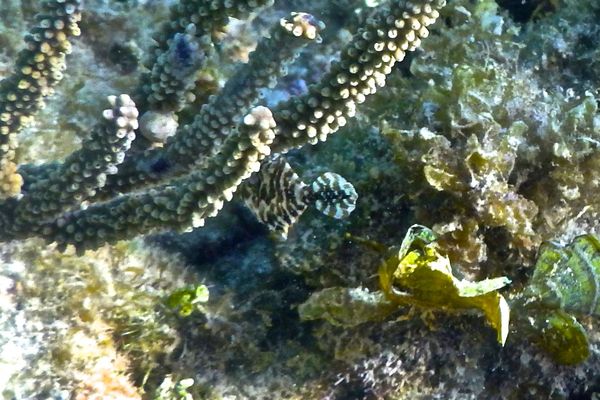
(495, 0, 557, 23)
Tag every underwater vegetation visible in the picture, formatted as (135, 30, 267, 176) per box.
(299, 225, 511, 344)
(301, 225, 600, 365)
(165, 283, 209, 317)
(2, 0, 600, 398)
(512, 234, 600, 365)
(273, 0, 600, 397)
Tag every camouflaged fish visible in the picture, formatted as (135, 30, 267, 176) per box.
(243, 156, 358, 238)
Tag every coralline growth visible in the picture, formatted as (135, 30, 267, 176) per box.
(0, 0, 446, 252)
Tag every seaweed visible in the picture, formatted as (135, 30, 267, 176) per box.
(165, 284, 209, 317)
(512, 234, 600, 364)
(299, 225, 511, 345)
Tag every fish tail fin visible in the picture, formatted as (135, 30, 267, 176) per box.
(309, 172, 358, 219)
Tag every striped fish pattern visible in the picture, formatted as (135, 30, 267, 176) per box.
(244, 157, 358, 238)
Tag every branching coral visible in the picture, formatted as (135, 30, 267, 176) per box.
(0, 0, 81, 198)
(0, 0, 446, 253)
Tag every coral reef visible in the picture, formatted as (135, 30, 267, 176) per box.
(0, 0, 444, 252)
(272, 0, 600, 397)
(4, 0, 600, 399)
(371, 0, 600, 281)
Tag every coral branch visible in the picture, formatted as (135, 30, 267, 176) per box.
(271, 0, 445, 152)
(97, 0, 446, 200)
(134, 0, 274, 114)
(0, 95, 138, 240)
(38, 106, 275, 252)
(0, 0, 82, 199)
(163, 12, 326, 167)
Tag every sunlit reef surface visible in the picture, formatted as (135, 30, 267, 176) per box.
(2, 0, 600, 399)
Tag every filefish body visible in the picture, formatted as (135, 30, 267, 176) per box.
(244, 156, 358, 238)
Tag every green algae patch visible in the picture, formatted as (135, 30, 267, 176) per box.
(300, 225, 511, 345)
(379, 225, 511, 345)
(165, 284, 210, 317)
(527, 235, 600, 316)
(298, 287, 397, 327)
(302, 229, 600, 364)
(513, 234, 600, 364)
(527, 310, 590, 365)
